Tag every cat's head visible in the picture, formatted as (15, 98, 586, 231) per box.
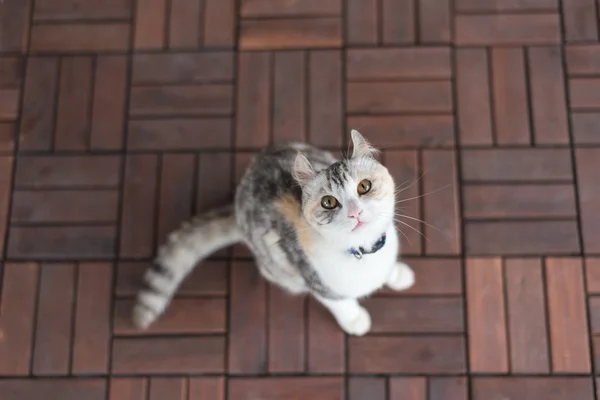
(293, 130, 395, 241)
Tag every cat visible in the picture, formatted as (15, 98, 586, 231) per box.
(132, 130, 415, 336)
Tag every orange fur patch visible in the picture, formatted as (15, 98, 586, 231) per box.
(276, 194, 314, 255)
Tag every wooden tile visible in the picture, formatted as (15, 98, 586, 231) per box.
(366, 297, 464, 333)
(347, 47, 451, 80)
(455, 14, 561, 45)
(72, 263, 112, 374)
(236, 52, 272, 148)
(546, 258, 591, 373)
(349, 377, 386, 400)
(429, 377, 469, 400)
(505, 259, 550, 373)
(228, 261, 267, 374)
(120, 155, 158, 258)
(462, 149, 573, 182)
(491, 47, 530, 145)
(576, 149, 600, 253)
(203, 0, 235, 47)
(19, 57, 59, 151)
(349, 336, 466, 373)
(562, 0, 598, 42)
(90, 55, 127, 150)
(54, 56, 93, 150)
(8, 226, 117, 259)
(346, 0, 378, 45)
(168, 0, 202, 49)
(527, 46, 569, 144)
(389, 377, 426, 400)
(128, 119, 232, 150)
(268, 287, 305, 373)
(0, 0, 31, 52)
(566, 44, 600, 75)
(134, 0, 166, 49)
(347, 81, 452, 113)
(34, 0, 132, 20)
(422, 149, 461, 255)
(466, 258, 508, 372)
(11, 190, 119, 223)
(112, 337, 226, 373)
(472, 378, 594, 400)
(0, 263, 39, 375)
(132, 52, 234, 84)
(156, 154, 195, 245)
(33, 263, 76, 375)
(456, 48, 493, 145)
(309, 50, 343, 147)
(148, 378, 186, 400)
(463, 184, 577, 219)
(272, 51, 306, 143)
(240, 18, 342, 50)
(109, 378, 147, 400)
(189, 377, 225, 400)
(229, 377, 344, 400)
(466, 221, 580, 255)
(0, 379, 106, 400)
(30, 24, 130, 52)
(418, 0, 451, 43)
(586, 258, 600, 294)
(381, 0, 415, 44)
(14, 155, 120, 188)
(129, 85, 233, 117)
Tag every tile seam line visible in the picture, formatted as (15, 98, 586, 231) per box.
(556, 0, 596, 392)
(448, 22, 474, 400)
(104, 1, 138, 397)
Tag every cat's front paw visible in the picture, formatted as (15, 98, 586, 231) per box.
(387, 261, 415, 291)
(338, 306, 371, 336)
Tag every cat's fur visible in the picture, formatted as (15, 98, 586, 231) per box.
(133, 130, 414, 336)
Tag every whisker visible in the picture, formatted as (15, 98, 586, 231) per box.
(392, 218, 429, 241)
(394, 179, 411, 192)
(393, 213, 447, 236)
(395, 184, 452, 204)
(395, 170, 427, 196)
(396, 226, 413, 246)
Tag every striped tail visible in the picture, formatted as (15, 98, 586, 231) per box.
(132, 205, 242, 329)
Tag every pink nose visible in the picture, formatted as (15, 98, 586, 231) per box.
(349, 208, 363, 219)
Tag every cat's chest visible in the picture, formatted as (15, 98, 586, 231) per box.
(309, 229, 399, 298)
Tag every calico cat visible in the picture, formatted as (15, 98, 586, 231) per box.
(133, 130, 415, 336)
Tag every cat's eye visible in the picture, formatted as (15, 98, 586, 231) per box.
(357, 179, 372, 195)
(321, 195, 339, 210)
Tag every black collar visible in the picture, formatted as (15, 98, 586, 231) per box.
(347, 233, 387, 259)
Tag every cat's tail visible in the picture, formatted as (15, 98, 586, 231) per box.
(132, 205, 242, 329)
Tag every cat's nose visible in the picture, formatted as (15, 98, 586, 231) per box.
(349, 209, 363, 219)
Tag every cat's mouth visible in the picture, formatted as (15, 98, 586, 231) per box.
(352, 220, 366, 231)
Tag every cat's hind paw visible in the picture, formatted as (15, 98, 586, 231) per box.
(338, 306, 371, 336)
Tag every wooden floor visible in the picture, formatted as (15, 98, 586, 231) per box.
(1, 0, 600, 399)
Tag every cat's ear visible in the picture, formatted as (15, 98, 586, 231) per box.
(293, 153, 316, 185)
(350, 129, 378, 158)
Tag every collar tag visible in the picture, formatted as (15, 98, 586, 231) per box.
(348, 233, 386, 259)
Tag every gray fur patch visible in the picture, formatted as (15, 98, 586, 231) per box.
(235, 143, 345, 299)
